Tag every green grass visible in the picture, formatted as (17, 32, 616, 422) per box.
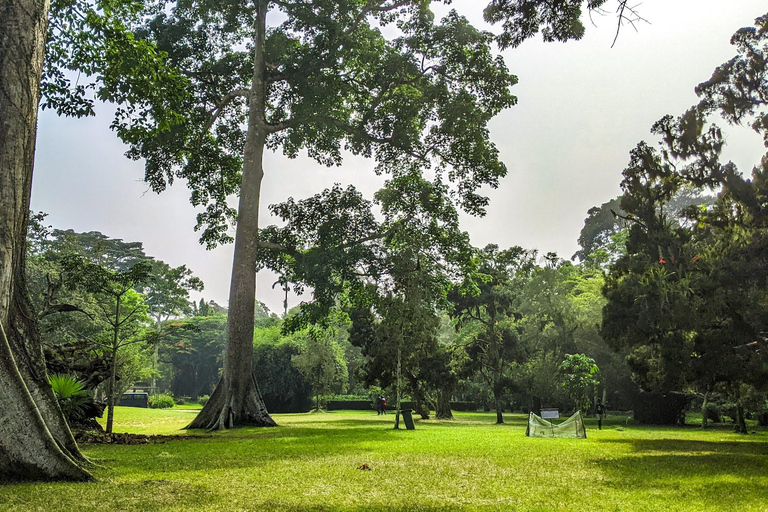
(1, 409, 766, 511)
(172, 402, 204, 411)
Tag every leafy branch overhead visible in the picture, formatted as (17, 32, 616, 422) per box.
(74, 1, 515, 247)
(256, 175, 473, 332)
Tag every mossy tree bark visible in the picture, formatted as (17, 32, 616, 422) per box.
(0, 0, 91, 481)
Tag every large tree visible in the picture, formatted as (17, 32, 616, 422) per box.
(602, 13, 768, 429)
(0, 0, 91, 482)
(112, 0, 516, 430)
(448, 244, 535, 423)
(61, 256, 153, 433)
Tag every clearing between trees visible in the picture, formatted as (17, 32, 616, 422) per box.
(1, 408, 766, 511)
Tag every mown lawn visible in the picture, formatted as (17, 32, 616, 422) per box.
(1, 408, 766, 511)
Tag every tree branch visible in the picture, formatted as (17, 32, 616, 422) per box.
(204, 89, 250, 134)
(39, 303, 95, 320)
(353, 0, 413, 29)
(117, 305, 144, 327)
(612, 1, 649, 48)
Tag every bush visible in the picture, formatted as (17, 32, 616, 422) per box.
(633, 392, 689, 425)
(175, 398, 186, 405)
(329, 394, 369, 401)
(198, 395, 210, 406)
(148, 393, 175, 409)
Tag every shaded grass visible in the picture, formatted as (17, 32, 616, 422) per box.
(0, 409, 766, 511)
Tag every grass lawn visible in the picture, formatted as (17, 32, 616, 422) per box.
(1, 408, 766, 511)
(172, 402, 204, 411)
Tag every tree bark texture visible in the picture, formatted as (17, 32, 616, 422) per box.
(493, 392, 504, 424)
(0, 0, 91, 481)
(188, 0, 276, 430)
(105, 343, 118, 434)
(406, 373, 430, 419)
(435, 389, 453, 420)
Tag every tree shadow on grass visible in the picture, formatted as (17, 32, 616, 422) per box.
(597, 437, 768, 457)
(591, 438, 768, 504)
(83, 422, 415, 476)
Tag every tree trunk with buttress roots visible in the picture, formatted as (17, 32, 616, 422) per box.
(0, 0, 91, 481)
(188, 1, 276, 430)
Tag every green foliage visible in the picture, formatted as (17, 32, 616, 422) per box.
(292, 327, 349, 411)
(599, 16, 768, 432)
(141, 260, 204, 325)
(484, 0, 645, 49)
(252, 333, 313, 413)
(559, 353, 600, 413)
(48, 373, 90, 422)
(198, 395, 210, 406)
(148, 393, 175, 409)
(193, 298, 227, 317)
(448, 244, 536, 419)
(162, 315, 227, 398)
(101, 2, 518, 247)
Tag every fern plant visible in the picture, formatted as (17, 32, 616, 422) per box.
(48, 373, 89, 422)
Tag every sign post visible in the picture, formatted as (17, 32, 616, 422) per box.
(541, 408, 559, 437)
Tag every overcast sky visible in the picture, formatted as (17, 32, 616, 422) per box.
(31, 1, 768, 314)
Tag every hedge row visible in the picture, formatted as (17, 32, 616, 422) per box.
(326, 401, 478, 412)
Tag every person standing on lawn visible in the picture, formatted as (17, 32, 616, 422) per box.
(595, 400, 606, 430)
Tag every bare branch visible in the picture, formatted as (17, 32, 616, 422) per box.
(612, 1, 649, 48)
(204, 89, 250, 134)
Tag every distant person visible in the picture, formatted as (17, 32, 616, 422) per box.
(595, 400, 606, 430)
(376, 395, 384, 415)
(381, 396, 387, 415)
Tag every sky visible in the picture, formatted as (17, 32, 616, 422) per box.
(31, 0, 768, 314)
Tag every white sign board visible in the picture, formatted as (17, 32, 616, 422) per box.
(541, 408, 559, 419)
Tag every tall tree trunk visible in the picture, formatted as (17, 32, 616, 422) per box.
(701, 390, 709, 429)
(435, 389, 453, 420)
(0, 0, 91, 481)
(406, 373, 430, 419)
(493, 389, 504, 424)
(736, 403, 747, 434)
(492, 362, 503, 423)
(105, 344, 119, 434)
(188, 1, 275, 430)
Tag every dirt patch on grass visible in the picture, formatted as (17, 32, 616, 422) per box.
(75, 431, 211, 445)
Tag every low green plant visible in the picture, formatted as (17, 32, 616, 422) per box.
(48, 373, 89, 422)
(148, 393, 175, 409)
(198, 395, 210, 406)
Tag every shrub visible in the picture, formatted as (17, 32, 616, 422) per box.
(148, 393, 175, 409)
(198, 395, 210, 406)
(175, 397, 186, 405)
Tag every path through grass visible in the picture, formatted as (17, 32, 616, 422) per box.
(1, 408, 766, 511)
